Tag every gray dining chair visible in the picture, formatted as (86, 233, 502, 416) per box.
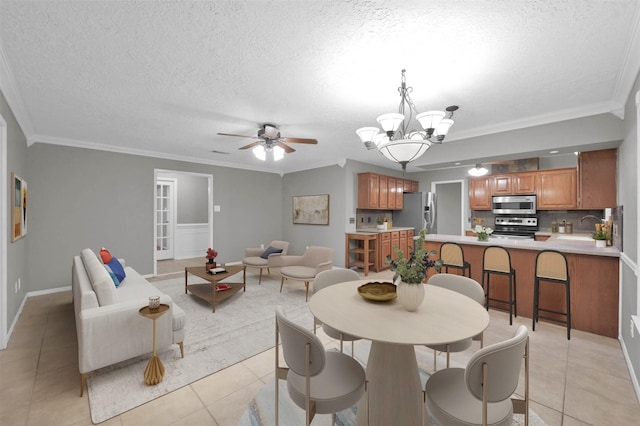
(424, 325, 530, 426)
(275, 306, 368, 425)
(426, 273, 485, 371)
(312, 268, 361, 355)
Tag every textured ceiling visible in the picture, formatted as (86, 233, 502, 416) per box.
(0, 0, 639, 174)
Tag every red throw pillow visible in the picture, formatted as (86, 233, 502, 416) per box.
(99, 247, 113, 264)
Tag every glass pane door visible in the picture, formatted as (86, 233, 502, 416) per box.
(155, 180, 174, 260)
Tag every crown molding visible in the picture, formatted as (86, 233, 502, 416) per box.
(0, 41, 35, 139)
(612, 2, 640, 109)
(29, 134, 288, 175)
(447, 101, 621, 142)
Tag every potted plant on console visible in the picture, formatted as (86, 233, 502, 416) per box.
(386, 229, 442, 311)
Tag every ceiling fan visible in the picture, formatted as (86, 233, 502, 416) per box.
(217, 123, 318, 160)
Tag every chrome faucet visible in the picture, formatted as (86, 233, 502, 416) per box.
(580, 215, 603, 224)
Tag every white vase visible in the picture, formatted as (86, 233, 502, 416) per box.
(396, 280, 425, 312)
(595, 239, 607, 248)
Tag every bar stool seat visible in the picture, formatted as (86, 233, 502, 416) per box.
(439, 242, 471, 277)
(482, 246, 517, 325)
(533, 250, 571, 339)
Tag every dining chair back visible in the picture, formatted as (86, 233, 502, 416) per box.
(533, 250, 571, 339)
(439, 242, 472, 277)
(313, 268, 361, 354)
(425, 325, 530, 426)
(426, 274, 485, 370)
(482, 246, 518, 325)
(275, 306, 367, 425)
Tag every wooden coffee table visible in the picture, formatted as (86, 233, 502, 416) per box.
(184, 264, 246, 312)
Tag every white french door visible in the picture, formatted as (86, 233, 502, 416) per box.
(155, 179, 176, 260)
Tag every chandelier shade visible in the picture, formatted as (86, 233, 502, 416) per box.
(356, 69, 458, 170)
(253, 144, 285, 161)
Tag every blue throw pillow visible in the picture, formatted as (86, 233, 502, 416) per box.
(106, 257, 126, 282)
(104, 264, 121, 287)
(260, 246, 283, 259)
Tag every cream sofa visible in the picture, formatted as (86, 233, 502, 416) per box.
(72, 248, 186, 396)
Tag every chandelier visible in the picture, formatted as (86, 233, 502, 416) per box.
(356, 69, 458, 171)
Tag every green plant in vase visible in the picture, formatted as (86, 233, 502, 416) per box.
(386, 228, 442, 284)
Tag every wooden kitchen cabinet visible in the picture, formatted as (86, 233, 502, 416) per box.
(345, 233, 378, 275)
(410, 180, 419, 192)
(512, 172, 537, 194)
(388, 177, 397, 209)
(491, 175, 513, 194)
(357, 173, 418, 210)
(357, 173, 379, 209)
(536, 168, 577, 209)
(378, 232, 391, 268)
(379, 175, 388, 209)
(390, 231, 400, 260)
(578, 149, 617, 209)
(469, 177, 492, 210)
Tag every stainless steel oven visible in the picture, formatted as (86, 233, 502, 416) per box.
(492, 195, 536, 215)
(492, 216, 538, 240)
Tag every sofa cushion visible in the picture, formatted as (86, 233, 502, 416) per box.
(103, 264, 121, 287)
(81, 249, 118, 306)
(260, 246, 283, 259)
(106, 256, 126, 282)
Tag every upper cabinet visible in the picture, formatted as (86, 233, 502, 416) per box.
(536, 168, 577, 209)
(577, 148, 617, 209)
(469, 176, 492, 210)
(357, 173, 418, 210)
(468, 149, 616, 211)
(512, 172, 537, 194)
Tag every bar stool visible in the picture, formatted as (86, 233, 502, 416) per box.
(439, 242, 471, 277)
(482, 246, 517, 325)
(533, 250, 571, 340)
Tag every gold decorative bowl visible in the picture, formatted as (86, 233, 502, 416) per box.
(358, 282, 397, 302)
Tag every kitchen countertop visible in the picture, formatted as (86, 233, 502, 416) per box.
(425, 233, 619, 257)
(351, 227, 415, 234)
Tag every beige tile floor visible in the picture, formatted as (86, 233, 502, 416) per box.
(1, 259, 639, 425)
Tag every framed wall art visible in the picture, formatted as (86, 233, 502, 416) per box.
(293, 194, 329, 225)
(11, 172, 27, 242)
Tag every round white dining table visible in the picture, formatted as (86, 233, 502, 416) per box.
(309, 279, 490, 426)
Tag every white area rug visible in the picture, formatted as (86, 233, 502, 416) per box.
(239, 341, 547, 426)
(86, 273, 314, 424)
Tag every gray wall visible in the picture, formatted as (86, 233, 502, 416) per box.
(25, 143, 284, 290)
(618, 71, 639, 390)
(175, 173, 208, 224)
(1, 90, 28, 327)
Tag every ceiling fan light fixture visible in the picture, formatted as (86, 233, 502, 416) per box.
(356, 69, 459, 170)
(468, 164, 489, 176)
(253, 145, 266, 161)
(273, 145, 285, 161)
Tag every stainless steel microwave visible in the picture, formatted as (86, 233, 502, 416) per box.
(492, 195, 537, 214)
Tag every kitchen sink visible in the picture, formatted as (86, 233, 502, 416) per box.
(556, 235, 593, 242)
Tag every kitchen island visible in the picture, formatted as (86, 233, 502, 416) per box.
(423, 234, 620, 337)
(345, 227, 414, 275)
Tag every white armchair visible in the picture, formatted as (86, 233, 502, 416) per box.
(279, 246, 333, 301)
(243, 240, 289, 284)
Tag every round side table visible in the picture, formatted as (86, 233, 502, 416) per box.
(138, 303, 170, 385)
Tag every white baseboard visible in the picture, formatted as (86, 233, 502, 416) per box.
(620, 336, 640, 405)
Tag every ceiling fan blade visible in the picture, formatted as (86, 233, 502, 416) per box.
(280, 137, 318, 144)
(217, 132, 258, 139)
(275, 142, 296, 153)
(239, 141, 262, 150)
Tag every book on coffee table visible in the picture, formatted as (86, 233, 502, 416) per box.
(207, 267, 226, 275)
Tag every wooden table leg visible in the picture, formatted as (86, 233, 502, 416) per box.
(184, 267, 188, 294)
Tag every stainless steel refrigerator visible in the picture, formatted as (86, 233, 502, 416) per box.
(392, 192, 437, 233)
